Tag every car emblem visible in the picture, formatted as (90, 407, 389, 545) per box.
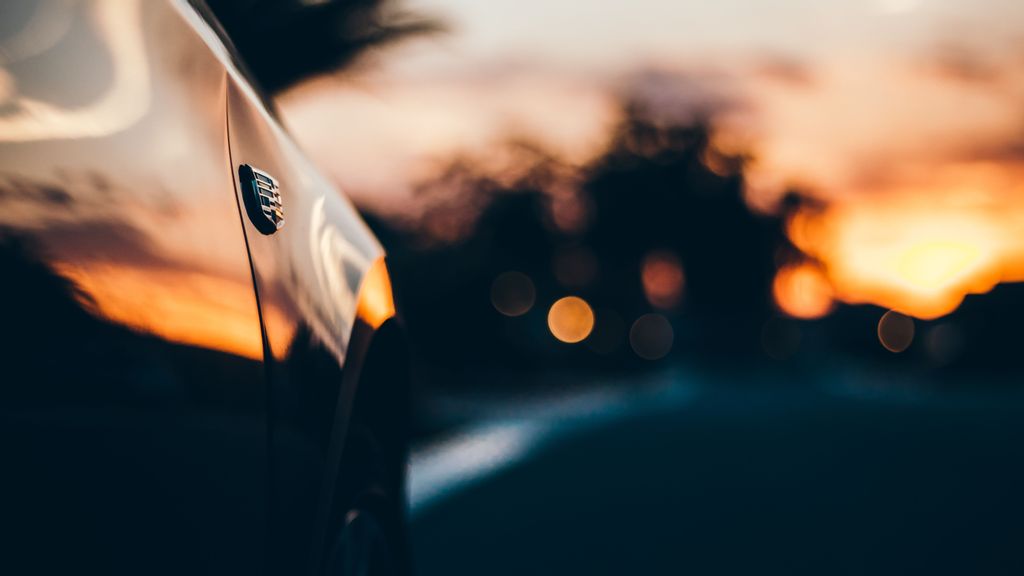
(239, 164, 284, 235)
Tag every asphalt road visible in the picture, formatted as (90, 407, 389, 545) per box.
(408, 368, 1024, 575)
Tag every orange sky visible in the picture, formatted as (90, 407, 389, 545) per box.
(279, 0, 1024, 320)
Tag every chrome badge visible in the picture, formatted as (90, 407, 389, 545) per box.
(239, 164, 284, 235)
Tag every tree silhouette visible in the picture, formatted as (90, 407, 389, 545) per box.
(205, 0, 445, 94)
(583, 102, 782, 356)
(366, 98, 788, 380)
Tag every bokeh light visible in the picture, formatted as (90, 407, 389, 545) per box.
(641, 250, 685, 310)
(878, 310, 915, 353)
(491, 271, 536, 317)
(629, 313, 674, 360)
(550, 194, 590, 234)
(547, 296, 595, 343)
(773, 262, 834, 319)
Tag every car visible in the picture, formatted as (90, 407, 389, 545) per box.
(0, 1, 411, 574)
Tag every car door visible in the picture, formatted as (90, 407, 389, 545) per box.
(0, 1, 267, 573)
(223, 62, 392, 573)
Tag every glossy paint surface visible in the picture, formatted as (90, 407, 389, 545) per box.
(0, 0, 394, 572)
(0, 1, 266, 572)
(225, 62, 385, 573)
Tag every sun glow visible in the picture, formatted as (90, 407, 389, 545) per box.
(787, 179, 1024, 319)
(896, 240, 983, 295)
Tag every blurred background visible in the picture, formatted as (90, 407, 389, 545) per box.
(149, 0, 1024, 573)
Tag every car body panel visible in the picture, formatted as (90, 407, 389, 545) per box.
(0, 0, 393, 573)
(0, 1, 268, 573)
(224, 47, 388, 574)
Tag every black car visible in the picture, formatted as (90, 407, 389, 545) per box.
(0, 1, 411, 573)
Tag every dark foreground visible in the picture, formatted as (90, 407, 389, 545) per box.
(408, 368, 1024, 575)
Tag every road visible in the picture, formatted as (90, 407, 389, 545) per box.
(408, 367, 1024, 575)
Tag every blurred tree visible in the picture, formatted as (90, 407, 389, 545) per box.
(369, 98, 788, 380)
(205, 0, 444, 94)
(583, 102, 782, 356)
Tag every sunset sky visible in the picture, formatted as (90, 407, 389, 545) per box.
(279, 0, 1024, 320)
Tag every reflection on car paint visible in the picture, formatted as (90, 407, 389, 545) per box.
(1, 2, 267, 573)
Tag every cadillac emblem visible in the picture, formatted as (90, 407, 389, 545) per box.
(239, 164, 284, 235)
